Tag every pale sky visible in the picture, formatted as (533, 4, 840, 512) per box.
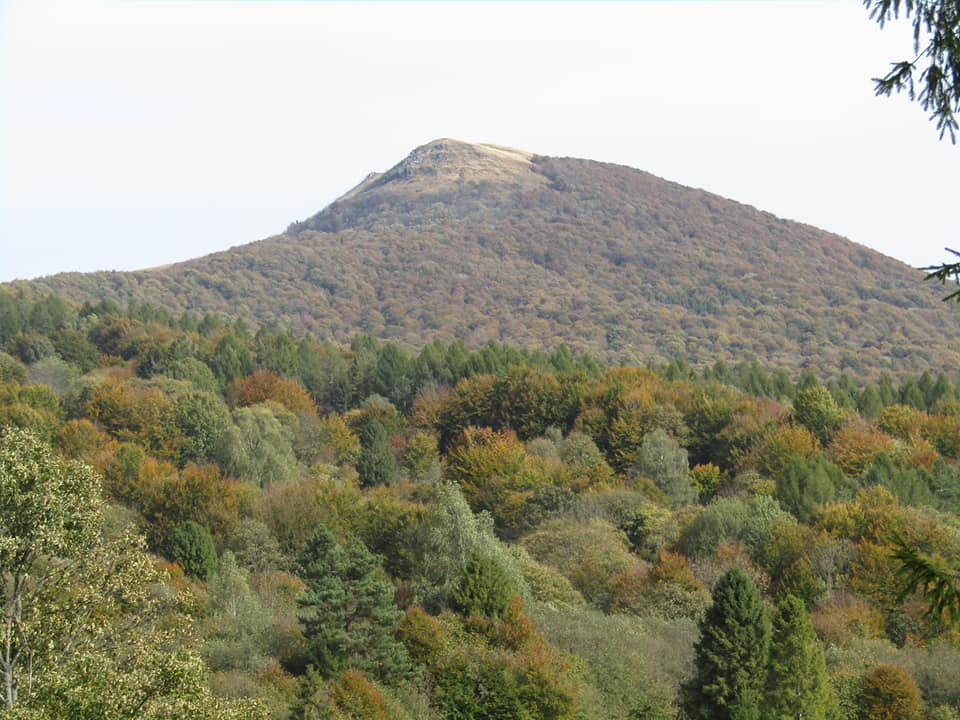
(0, 0, 957, 282)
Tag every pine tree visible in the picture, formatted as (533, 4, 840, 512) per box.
(765, 594, 838, 720)
(682, 566, 770, 720)
(297, 525, 410, 684)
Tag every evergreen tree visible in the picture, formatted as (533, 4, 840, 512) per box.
(930, 372, 954, 408)
(297, 525, 410, 684)
(858, 385, 884, 419)
(357, 419, 397, 487)
(682, 566, 770, 720)
(877, 374, 897, 406)
(451, 551, 517, 618)
(775, 455, 843, 522)
(765, 594, 838, 720)
(899, 377, 927, 411)
(209, 333, 254, 388)
(865, 453, 936, 508)
(170, 520, 219, 579)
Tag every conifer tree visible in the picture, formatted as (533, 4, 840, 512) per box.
(170, 520, 219, 579)
(682, 566, 770, 720)
(765, 594, 838, 720)
(357, 419, 397, 487)
(775, 456, 842, 522)
(451, 551, 517, 618)
(297, 525, 410, 684)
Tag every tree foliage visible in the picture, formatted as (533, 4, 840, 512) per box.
(682, 566, 770, 720)
(451, 551, 517, 619)
(765, 594, 838, 720)
(0, 428, 102, 708)
(297, 525, 410, 685)
(866, 0, 960, 141)
(170, 520, 219, 580)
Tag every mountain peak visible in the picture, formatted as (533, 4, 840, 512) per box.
(20, 142, 960, 377)
(342, 138, 545, 200)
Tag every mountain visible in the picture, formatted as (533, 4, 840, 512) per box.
(11, 138, 960, 376)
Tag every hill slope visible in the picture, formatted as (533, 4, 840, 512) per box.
(13, 139, 960, 375)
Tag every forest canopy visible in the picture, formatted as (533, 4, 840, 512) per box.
(2, 289, 960, 719)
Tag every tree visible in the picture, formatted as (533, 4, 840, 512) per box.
(793, 387, 844, 445)
(775, 455, 843, 522)
(208, 332, 254, 388)
(173, 389, 231, 464)
(170, 520, 219, 579)
(682, 566, 771, 720)
(409, 481, 525, 612)
(297, 525, 411, 684)
(632, 429, 696, 506)
(765, 594, 838, 720)
(925, 247, 960, 302)
(0, 428, 100, 708)
(451, 551, 517, 619)
(296, 669, 412, 720)
(860, 664, 923, 720)
(356, 419, 397, 487)
(217, 404, 300, 487)
(865, 0, 960, 141)
(0, 429, 266, 718)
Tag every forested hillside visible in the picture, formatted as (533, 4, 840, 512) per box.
(3, 289, 960, 719)
(11, 139, 960, 377)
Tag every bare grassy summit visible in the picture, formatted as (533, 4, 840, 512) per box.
(13, 139, 960, 376)
(341, 139, 546, 199)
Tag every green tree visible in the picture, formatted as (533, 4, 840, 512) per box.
(765, 594, 838, 720)
(0, 429, 265, 718)
(170, 520, 219, 579)
(633, 429, 696, 506)
(410, 481, 525, 612)
(793, 387, 844, 445)
(682, 566, 771, 720)
(356, 419, 397, 487)
(297, 525, 411, 684)
(776, 455, 843, 522)
(858, 385, 885, 419)
(217, 404, 300, 487)
(452, 551, 517, 618)
(892, 532, 960, 624)
(209, 333, 254, 387)
(0, 428, 101, 708)
(865, 453, 935, 508)
(174, 389, 231, 464)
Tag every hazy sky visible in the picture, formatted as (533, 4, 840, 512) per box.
(1, 0, 957, 282)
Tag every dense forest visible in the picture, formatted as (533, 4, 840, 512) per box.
(12, 139, 960, 378)
(3, 287, 960, 719)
